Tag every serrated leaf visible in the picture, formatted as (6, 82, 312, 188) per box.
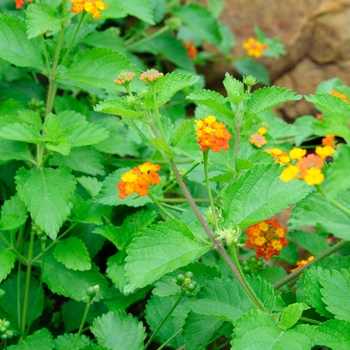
(289, 190, 350, 240)
(0, 195, 27, 231)
(26, 3, 62, 39)
(77, 176, 102, 197)
(43, 256, 109, 302)
(91, 311, 146, 350)
(0, 14, 44, 70)
(189, 276, 254, 322)
(93, 226, 122, 250)
(54, 333, 91, 350)
(67, 122, 109, 148)
(316, 319, 350, 350)
(280, 303, 309, 330)
(246, 86, 302, 116)
(43, 113, 63, 139)
(187, 89, 233, 118)
(53, 236, 91, 271)
(0, 239, 16, 283)
(64, 48, 135, 92)
(223, 73, 244, 104)
(16, 167, 76, 239)
(305, 93, 350, 116)
(155, 72, 198, 107)
(94, 97, 142, 118)
(125, 220, 209, 293)
(232, 309, 315, 349)
(0, 122, 42, 144)
(289, 230, 329, 256)
(50, 147, 105, 176)
(174, 4, 222, 45)
(0, 139, 35, 164)
(318, 269, 350, 322)
(8, 329, 54, 350)
(72, 196, 104, 225)
(223, 164, 309, 227)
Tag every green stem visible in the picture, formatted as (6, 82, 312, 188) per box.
(156, 329, 182, 350)
(148, 193, 175, 219)
(169, 161, 265, 311)
(234, 122, 241, 157)
(151, 85, 167, 142)
(40, 34, 51, 74)
(317, 185, 350, 216)
(203, 150, 218, 231)
(126, 26, 169, 50)
(158, 198, 210, 203)
(20, 231, 35, 337)
(72, 296, 94, 350)
(145, 291, 185, 350)
(16, 263, 21, 332)
(274, 239, 349, 289)
(161, 203, 185, 212)
(299, 317, 321, 325)
(0, 234, 27, 264)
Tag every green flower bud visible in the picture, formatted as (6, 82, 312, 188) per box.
(86, 285, 100, 298)
(243, 75, 258, 87)
(165, 17, 182, 31)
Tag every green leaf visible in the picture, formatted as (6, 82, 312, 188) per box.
(15, 167, 76, 239)
(8, 329, 54, 350)
(43, 256, 110, 302)
(113, 0, 154, 24)
(0, 195, 27, 231)
(26, 3, 62, 39)
(0, 15, 44, 70)
(54, 333, 91, 350)
(172, 120, 201, 162)
(289, 191, 350, 240)
(231, 309, 315, 349)
(94, 96, 141, 118)
(174, 4, 222, 45)
(0, 139, 35, 164)
(53, 236, 91, 271)
(235, 58, 271, 85)
(0, 238, 16, 283)
(0, 122, 42, 144)
(223, 164, 309, 227)
(316, 319, 350, 350)
(280, 303, 309, 330)
(77, 176, 102, 197)
(43, 113, 63, 140)
(50, 147, 105, 176)
(246, 86, 302, 117)
(305, 93, 350, 116)
(217, 22, 235, 53)
(71, 197, 104, 225)
(223, 73, 244, 104)
(289, 230, 329, 256)
(189, 276, 254, 322)
(325, 144, 350, 197)
(187, 89, 232, 118)
(67, 122, 110, 148)
(155, 72, 198, 107)
(182, 312, 225, 350)
(208, 0, 224, 18)
(64, 48, 135, 92)
(125, 220, 209, 293)
(91, 311, 146, 350)
(318, 269, 350, 322)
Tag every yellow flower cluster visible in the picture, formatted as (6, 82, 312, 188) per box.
(70, 0, 107, 19)
(243, 38, 268, 58)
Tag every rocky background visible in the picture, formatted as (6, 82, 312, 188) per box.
(189, 0, 350, 120)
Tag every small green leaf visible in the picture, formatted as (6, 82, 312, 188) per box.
(223, 164, 309, 227)
(91, 311, 146, 350)
(94, 97, 141, 118)
(0, 195, 27, 231)
(0, 139, 35, 164)
(0, 239, 16, 283)
(217, 22, 235, 53)
(71, 196, 104, 225)
(43, 113, 63, 140)
(280, 303, 309, 330)
(16, 167, 76, 239)
(0, 14, 44, 70)
(113, 0, 154, 23)
(76, 176, 102, 197)
(246, 86, 302, 116)
(125, 220, 209, 293)
(289, 230, 329, 256)
(235, 58, 271, 85)
(53, 237, 91, 271)
(54, 333, 91, 350)
(223, 73, 244, 104)
(316, 319, 350, 350)
(26, 3, 62, 39)
(8, 329, 54, 350)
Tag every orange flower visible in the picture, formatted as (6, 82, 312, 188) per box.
(250, 133, 267, 148)
(316, 113, 324, 121)
(182, 40, 197, 60)
(70, 0, 107, 19)
(243, 38, 268, 58)
(195, 116, 232, 152)
(14, 0, 32, 9)
(290, 256, 314, 273)
(265, 148, 290, 165)
(114, 71, 136, 86)
(330, 90, 348, 102)
(117, 162, 161, 199)
(322, 135, 335, 147)
(245, 218, 288, 260)
(140, 69, 164, 83)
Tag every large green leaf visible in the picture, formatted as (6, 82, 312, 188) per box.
(246, 87, 302, 117)
(316, 320, 350, 350)
(0, 14, 44, 70)
(223, 164, 309, 227)
(0, 139, 35, 164)
(0, 122, 42, 144)
(26, 3, 62, 39)
(124, 220, 209, 293)
(8, 329, 54, 350)
(305, 93, 350, 116)
(113, 0, 154, 24)
(43, 256, 110, 302)
(15, 167, 76, 239)
(91, 311, 146, 350)
(231, 309, 316, 349)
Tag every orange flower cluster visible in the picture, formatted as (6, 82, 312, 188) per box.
(265, 148, 290, 165)
(195, 116, 232, 152)
(243, 38, 268, 58)
(330, 90, 348, 102)
(117, 162, 161, 199)
(182, 40, 197, 60)
(245, 219, 288, 260)
(290, 256, 314, 273)
(140, 69, 164, 83)
(70, 0, 107, 19)
(14, 0, 32, 9)
(114, 71, 136, 86)
(250, 127, 267, 148)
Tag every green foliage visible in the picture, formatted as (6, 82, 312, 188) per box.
(316, 319, 350, 350)
(8, 329, 54, 350)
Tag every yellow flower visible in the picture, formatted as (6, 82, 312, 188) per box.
(70, 0, 107, 19)
(303, 167, 324, 185)
(289, 148, 307, 161)
(258, 127, 267, 135)
(280, 165, 299, 182)
(243, 38, 268, 58)
(315, 146, 335, 160)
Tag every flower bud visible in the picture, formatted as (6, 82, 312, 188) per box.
(243, 75, 258, 87)
(165, 17, 182, 31)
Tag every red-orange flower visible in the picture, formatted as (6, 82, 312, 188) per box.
(322, 134, 335, 147)
(70, 0, 107, 19)
(195, 116, 232, 152)
(117, 162, 161, 199)
(243, 38, 268, 58)
(14, 0, 32, 9)
(330, 90, 348, 102)
(182, 40, 197, 60)
(290, 256, 314, 273)
(245, 218, 288, 260)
